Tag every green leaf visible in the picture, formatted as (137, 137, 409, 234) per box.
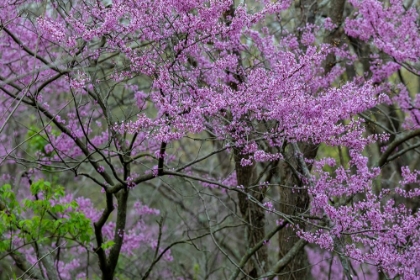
(101, 240, 115, 250)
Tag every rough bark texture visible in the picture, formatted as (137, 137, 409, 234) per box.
(277, 143, 316, 280)
(235, 150, 268, 278)
(275, 1, 320, 279)
(324, 0, 346, 73)
(276, 1, 346, 279)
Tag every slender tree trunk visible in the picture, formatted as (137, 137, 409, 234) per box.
(277, 143, 316, 280)
(324, 0, 346, 73)
(275, 1, 320, 278)
(235, 150, 268, 278)
(276, 1, 347, 278)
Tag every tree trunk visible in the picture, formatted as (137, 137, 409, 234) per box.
(276, 0, 347, 277)
(235, 149, 268, 278)
(277, 143, 316, 280)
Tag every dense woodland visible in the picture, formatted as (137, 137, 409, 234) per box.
(1, 0, 420, 279)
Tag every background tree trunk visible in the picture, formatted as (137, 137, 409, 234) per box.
(276, 0, 346, 278)
(277, 143, 316, 280)
(235, 150, 268, 278)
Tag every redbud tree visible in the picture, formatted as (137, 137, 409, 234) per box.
(0, 0, 420, 279)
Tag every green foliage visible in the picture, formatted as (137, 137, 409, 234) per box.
(193, 263, 200, 280)
(101, 240, 116, 250)
(0, 180, 93, 253)
(317, 143, 350, 172)
(26, 126, 49, 154)
(26, 125, 60, 156)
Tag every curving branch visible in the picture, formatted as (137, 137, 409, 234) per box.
(261, 239, 308, 279)
(228, 221, 289, 280)
(378, 128, 420, 166)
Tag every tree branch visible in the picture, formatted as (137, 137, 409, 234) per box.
(378, 128, 420, 166)
(261, 239, 308, 279)
(229, 221, 288, 280)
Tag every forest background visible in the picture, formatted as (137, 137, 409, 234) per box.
(1, 0, 420, 279)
